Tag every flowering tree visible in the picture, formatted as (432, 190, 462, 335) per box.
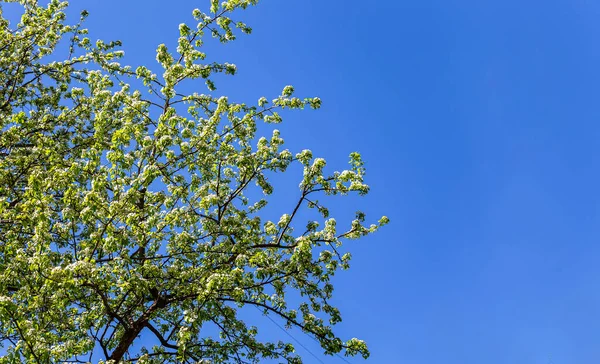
(0, 0, 388, 362)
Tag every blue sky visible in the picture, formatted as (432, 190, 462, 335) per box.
(6, 0, 600, 363)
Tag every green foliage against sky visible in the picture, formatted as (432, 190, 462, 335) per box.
(0, 0, 387, 362)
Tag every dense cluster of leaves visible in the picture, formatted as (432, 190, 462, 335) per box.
(0, 0, 388, 362)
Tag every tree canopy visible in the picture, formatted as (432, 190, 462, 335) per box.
(0, 0, 388, 362)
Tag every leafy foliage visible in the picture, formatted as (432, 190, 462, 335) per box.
(0, 0, 388, 362)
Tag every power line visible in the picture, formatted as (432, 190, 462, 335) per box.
(258, 307, 325, 364)
(303, 328, 353, 364)
(257, 306, 355, 364)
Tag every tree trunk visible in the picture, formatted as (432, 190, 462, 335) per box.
(108, 322, 146, 363)
(108, 297, 167, 362)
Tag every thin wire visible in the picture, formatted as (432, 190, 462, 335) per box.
(334, 350, 353, 364)
(257, 307, 325, 364)
(308, 336, 353, 364)
(283, 316, 354, 364)
(256, 306, 355, 364)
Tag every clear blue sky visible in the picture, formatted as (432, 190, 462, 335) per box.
(8, 0, 600, 363)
